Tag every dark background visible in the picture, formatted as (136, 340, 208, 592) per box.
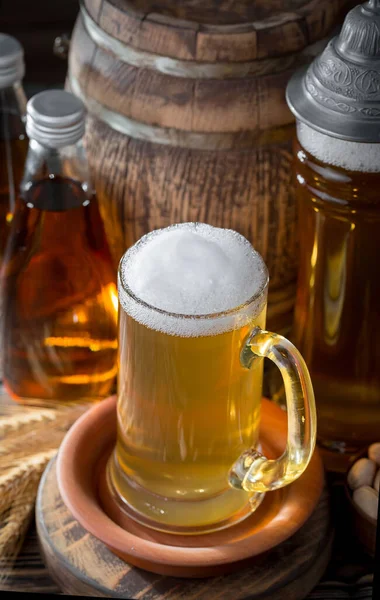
(0, 0, 78, 88)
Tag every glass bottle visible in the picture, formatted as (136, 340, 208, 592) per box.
(0, 33, 28, 265)
(1, 90, 118, 406)
(286, 0, 380, 470)
(0, 34, 28, 380)
(0, 34, 27, 268)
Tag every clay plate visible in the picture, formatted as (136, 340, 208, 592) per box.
(56, 395, 324, 577)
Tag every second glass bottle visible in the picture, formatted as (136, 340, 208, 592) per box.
(1, 90, 118, 406)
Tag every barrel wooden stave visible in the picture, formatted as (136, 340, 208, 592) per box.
(84, 0, 353, 61)
(70, 16, 297, 134)
(85, 117, 297, 294)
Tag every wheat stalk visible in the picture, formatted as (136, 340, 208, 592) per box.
(0, 399, 90, 581)
(0, 408, 57, 438)
(0, 488, 35, 556)
(0, 480, 39, 584)
(0, 403, 88, 466)
(0, 449, 57, 515)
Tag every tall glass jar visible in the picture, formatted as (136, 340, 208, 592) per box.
(287, 0, 380, 469)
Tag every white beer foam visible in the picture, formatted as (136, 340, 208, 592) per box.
(118, 223, 268, 337)
(297, 122, 380, 173)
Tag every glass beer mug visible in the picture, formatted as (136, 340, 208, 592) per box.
(108, 223, 316, 534)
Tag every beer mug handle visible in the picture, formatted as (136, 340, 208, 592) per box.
(229, 327, 317, 493)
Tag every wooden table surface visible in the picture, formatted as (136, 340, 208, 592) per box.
(0, 481, 374, 599)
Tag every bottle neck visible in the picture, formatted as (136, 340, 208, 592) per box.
(20, 138, 94, 211)
(21, 137, 92, 195)
(0, 81, 27, 141)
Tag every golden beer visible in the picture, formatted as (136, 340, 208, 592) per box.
(109, 223, 316, 533)
(293, 122, 380, 460)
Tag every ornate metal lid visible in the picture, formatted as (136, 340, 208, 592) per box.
(286, 0, 380, 142)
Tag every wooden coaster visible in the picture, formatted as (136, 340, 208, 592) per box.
(36, 458, 332, 599)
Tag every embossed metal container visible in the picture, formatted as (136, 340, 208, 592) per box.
(287, 0, 380, 142)
(286, 0, 380, 471)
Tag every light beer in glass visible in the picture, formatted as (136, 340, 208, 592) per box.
(109, 223, 316, 533)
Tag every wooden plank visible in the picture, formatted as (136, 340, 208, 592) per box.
(95, 0, 353, 61)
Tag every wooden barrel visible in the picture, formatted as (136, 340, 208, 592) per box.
(67, 0, 353, 333)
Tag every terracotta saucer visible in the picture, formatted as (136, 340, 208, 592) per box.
(56, 395, 324, 578)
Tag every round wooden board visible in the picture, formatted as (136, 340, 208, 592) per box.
(36, 459, 333, 599)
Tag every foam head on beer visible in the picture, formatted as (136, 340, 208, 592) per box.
(118, 223, 268, 336)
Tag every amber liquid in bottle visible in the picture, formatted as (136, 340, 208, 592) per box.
(293, 139, 380, 456)
(1, 175, 118, 405)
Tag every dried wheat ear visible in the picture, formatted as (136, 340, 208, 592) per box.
(0, 395, 89, 581)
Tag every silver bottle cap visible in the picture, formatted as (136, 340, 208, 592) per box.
(26, 90, 86, 148)
(0, 34, 25, 89)
(286, 0, 380, 143)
